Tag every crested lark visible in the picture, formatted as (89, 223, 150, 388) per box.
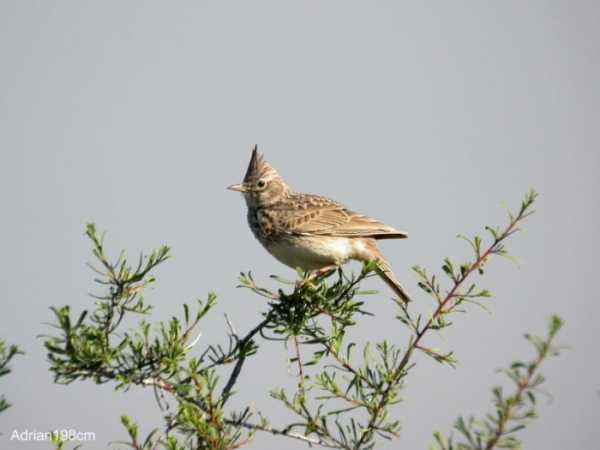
(228, 146, 411, 302)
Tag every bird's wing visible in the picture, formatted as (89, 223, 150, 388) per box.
(283, 194, 407, 239)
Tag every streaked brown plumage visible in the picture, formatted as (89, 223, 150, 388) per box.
(228, 146, 411, 302)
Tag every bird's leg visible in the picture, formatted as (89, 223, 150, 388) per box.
(295, 265, 338, 291)
(311, 264, 338, 280)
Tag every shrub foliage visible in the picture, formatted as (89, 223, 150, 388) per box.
(43, 190, 564, 449)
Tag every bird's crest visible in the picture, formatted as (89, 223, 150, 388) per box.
(244, 145, 279, 182)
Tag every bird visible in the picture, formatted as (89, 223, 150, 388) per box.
(227, 146, 411, 303)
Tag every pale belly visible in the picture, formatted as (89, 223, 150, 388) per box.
(264, 235, 360, 270)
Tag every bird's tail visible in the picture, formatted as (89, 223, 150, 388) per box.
(374, 258, 411, 304)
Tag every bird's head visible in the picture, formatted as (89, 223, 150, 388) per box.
(227, 145, 289, 207)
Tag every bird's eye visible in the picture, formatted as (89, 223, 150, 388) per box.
(257, 180, 266, 188)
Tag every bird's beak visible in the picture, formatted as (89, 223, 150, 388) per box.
(227, 183, 246, 192)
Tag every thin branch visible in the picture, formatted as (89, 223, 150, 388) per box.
(185, 331, 203, 350)
(355, 199, 533, 448)
(231, 420, 340, 449)
(142, 374, 341, 449)
(292, 335, 306, 395)
(220, 313, 273, 404)
(484, 337, 557, 450)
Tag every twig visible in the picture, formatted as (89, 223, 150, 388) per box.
(224, 313, 238, 337)
(185, 331, 203, 350)
(220, 313, 273, 404)
(142, 374, 341, 449)
(355, 201, 532, 448)
(232, 420, 340, 449)
(484, 334, 557, 450)
(292, 335, 305, 394)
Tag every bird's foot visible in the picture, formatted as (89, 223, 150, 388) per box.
(294, 265, 338, 291)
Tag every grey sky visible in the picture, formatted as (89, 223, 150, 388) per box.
(2, 1, 599, 449)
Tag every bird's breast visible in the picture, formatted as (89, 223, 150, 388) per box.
(246, 207, 372, 270)
(264, 235, 355, 270)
